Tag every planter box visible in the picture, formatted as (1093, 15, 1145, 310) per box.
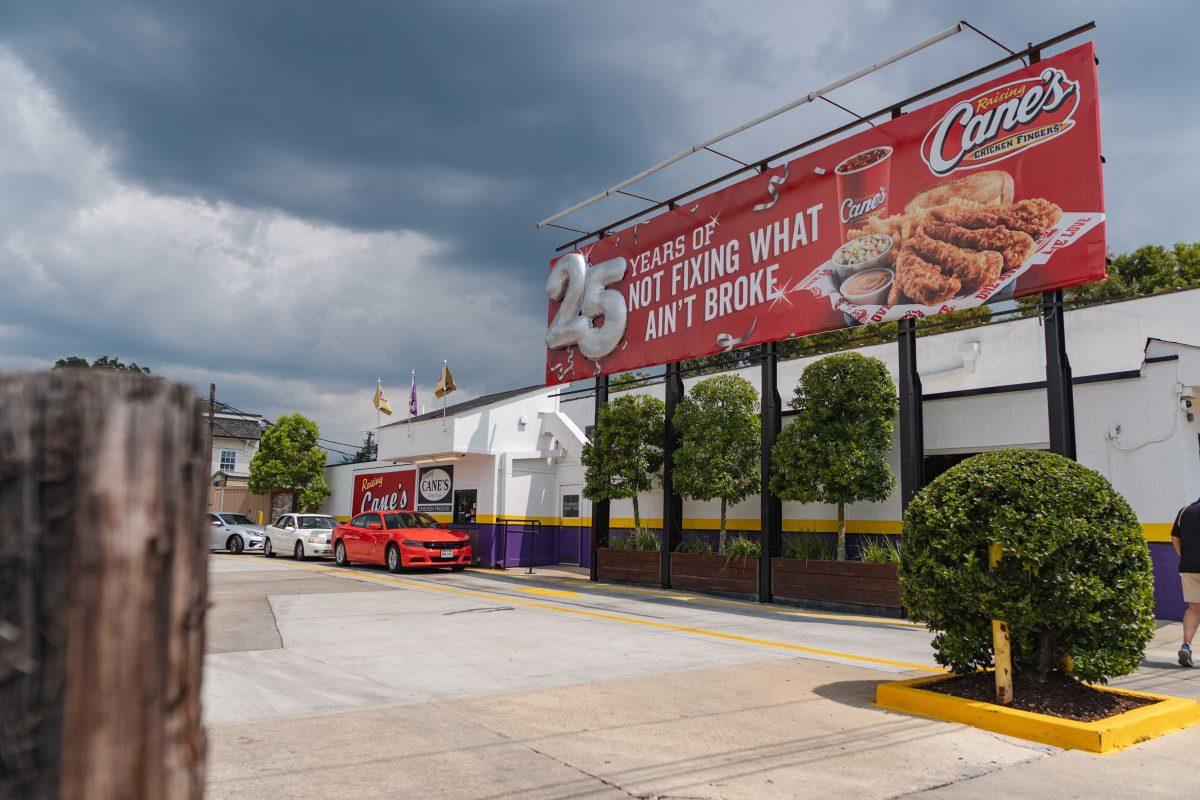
(877, 673, 1200, 753)
(670, 552, 758, 598)
(596, 547, 660, 586)
(772, 558, 901, 613)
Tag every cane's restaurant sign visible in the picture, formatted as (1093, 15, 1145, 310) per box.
(352, 468, 416, 515)
(545, 43, 1105, 386)
(417, 465, 454, 514)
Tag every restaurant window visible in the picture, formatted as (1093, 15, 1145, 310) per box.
(453, 489, 478, 524)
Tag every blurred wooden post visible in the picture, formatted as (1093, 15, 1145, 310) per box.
(989, 542, 1013, 705)
(0, 371, 209, 800)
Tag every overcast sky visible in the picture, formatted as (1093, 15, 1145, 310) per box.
(0, 1, 1195, 453)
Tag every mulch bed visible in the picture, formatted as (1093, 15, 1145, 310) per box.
(923, 671, 1157, 722)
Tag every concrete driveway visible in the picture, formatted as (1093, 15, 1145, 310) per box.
(203, 554, 1200, 799)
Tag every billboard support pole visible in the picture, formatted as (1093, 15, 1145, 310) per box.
(897, 317, 925, 511)
(1043, 289, 1077, 459)
(758, 343, 783, 603)
(893, 103, 925, 514)
(661, 363, 684, 588)
(590, 375, 610, 581)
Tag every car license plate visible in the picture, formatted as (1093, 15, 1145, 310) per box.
(440, 549, 454, 559)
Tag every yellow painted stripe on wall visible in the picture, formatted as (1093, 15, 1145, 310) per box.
(421, 513, 1173, 543)
(1143, 523, 1173, 543)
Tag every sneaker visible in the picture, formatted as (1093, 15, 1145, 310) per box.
(1180, 644, 1193, 668)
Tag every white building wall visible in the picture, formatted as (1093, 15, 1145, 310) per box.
(210, 437, 258, 476)
(550, 289, 1200, 535)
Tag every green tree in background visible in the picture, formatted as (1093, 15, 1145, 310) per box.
(672, 375, 760, 553)
(340, 431, 377, 464)
(609, 370, 651, 391)
(1020, 242, 1200, 307)
(582, 394, 665, 534)
(771, 353, 898, 561)
(249, 413, 330, 512)
(53, 355, 150, 373)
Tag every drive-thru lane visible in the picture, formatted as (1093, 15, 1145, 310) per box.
(204, 554, 1200, 800)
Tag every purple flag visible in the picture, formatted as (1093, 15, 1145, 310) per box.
(409, 371, 418, 417)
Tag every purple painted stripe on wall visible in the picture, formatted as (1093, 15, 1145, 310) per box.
(1151, 542, 1184, 622)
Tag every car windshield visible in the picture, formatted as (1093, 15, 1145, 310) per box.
(298, 516, 336, 529)
(383, 512, 441, 529)
(219, 514, 255, 526)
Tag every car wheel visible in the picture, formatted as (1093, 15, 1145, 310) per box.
(227, 535, 243, 555)
(386, 544, 402, 574)
(294, 541, 305, 561)
(335, 540, 349, 567)
(263, 538, 275, 558)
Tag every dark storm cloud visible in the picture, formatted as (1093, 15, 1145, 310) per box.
(0, 1, 700, 263)
(0, 0, 1196, 437)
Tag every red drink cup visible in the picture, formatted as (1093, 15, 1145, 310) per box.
(835, 145, 893, 242)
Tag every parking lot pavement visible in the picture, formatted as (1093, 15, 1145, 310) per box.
(203, 555, 1200, 799)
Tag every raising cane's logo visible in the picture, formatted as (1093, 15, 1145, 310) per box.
(921, 67, 1080, 176)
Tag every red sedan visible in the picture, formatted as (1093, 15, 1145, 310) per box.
(333, 510, 472, 572)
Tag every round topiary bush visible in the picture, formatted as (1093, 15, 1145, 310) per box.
(900, 449, 1155, 684)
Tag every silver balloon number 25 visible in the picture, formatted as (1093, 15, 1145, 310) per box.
(545, 253, 628, 359)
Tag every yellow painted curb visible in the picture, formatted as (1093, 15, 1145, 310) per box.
(875, 673, 1200, 753)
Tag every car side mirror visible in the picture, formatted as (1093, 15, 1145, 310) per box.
(211, 520, 222, 526)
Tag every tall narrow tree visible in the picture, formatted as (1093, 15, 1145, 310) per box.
(581, 394, 665, 534)
(672, 375, 760, 553)
(771, 353, 898, 560)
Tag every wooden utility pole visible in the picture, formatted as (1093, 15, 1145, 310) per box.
(207, 382, 216, 475)
(0, 371, 209, 799)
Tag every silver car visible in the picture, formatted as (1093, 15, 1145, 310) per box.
(208, 512, 265, 554)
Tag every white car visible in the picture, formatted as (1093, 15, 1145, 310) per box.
(264, 513, 338, 560)
(208, 512, 265, 554)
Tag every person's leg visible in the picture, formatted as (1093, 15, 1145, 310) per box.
(1185, 603, 1200, 646)
(1179, 576, 1200, 666)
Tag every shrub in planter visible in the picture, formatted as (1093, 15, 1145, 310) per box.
(676, 535, 714, 555)
(723, 535, 761, 559)
(858, 536, 901, 565)
(782, 533, 836, 561)
(900, 449, 1155, 683)
(611, 528, 660, 551)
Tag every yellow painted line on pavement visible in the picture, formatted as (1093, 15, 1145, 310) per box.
(499, 570, 922, 630)
(518, 586, 583, 599)
(312, 565, 938, 673)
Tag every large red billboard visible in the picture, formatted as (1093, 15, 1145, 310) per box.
(350, 467, 417, 516)
(545, 43, 1104, 385)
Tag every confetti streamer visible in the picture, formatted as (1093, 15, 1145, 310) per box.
(752, 163, 789, 212)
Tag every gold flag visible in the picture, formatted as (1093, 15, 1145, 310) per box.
(434, 362, 456, 399)
(373, 383, 393, 415)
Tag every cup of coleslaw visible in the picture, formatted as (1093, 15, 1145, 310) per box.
(831, 233, 894, 283)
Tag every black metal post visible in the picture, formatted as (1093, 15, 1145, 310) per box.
(589, 375, 610, 581)
(891, 104, 924, 513)
(758, 343, 783, 602)
(661, 363, 684, 588)
(1043, 290, 1077, 459)
(897, 318, 925, 510)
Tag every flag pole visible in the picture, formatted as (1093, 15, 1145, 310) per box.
(376, 377, 381, 432)
(441, 360, 448, 432)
